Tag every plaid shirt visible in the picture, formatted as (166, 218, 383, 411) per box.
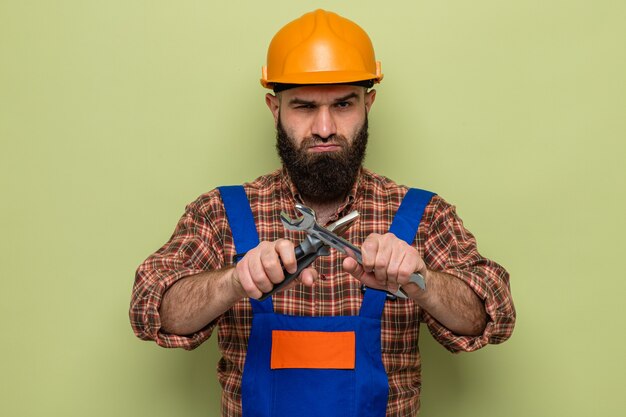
(130, 168, 515, 417)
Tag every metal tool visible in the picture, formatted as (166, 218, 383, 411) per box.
(258, 208, 359, 301)
(280, 204, 426, 299)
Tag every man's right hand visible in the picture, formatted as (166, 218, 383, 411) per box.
(233, 239, 318, 299)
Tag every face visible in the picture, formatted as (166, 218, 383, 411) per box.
(266, 85, 376, 203)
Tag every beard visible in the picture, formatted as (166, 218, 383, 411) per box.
(276, 115, 369, 204)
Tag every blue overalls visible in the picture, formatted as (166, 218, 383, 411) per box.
(218, 186, 435, 417)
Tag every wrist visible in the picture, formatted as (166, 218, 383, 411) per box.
(406, 269, 434, 303)
(226, 265, 247, 301)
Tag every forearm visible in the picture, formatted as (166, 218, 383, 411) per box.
(159, 266, 244, 336)
(411, 270, 487, 336)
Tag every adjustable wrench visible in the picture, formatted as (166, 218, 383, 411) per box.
(280, 204, 426, 299)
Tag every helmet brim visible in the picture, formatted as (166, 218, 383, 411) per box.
(261, 70, 383, 89)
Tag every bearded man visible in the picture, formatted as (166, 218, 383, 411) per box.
(130, 9, 515, 417)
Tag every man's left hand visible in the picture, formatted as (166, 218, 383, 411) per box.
(342, 233, 426, 297)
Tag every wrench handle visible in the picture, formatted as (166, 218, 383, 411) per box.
(258, 247, 315, 301)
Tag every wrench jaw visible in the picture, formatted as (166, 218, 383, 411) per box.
(295, 204, 316, 219)
(281, 205, 359, 260)
(279, 204, 317, 232)
(279, 212, 304, 231)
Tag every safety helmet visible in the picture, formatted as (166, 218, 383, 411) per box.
(261, 9, 383, 89)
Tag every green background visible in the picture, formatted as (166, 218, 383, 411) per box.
(1, 0, 624, 416)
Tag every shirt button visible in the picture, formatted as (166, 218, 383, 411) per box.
(320, 274, 327, 281)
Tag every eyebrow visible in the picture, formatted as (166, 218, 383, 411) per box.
(288, 92, 360, 106)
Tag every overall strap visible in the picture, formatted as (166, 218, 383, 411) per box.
(359, 288, 387, 318)
(218, 185, 260, 254)
(388, 188, 436, 245)
(217, 185, 273, 314)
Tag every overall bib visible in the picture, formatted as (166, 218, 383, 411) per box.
(218, 186, 435, 417)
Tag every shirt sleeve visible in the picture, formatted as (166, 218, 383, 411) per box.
(129, 195, 226, 350)
(419, 197, 516, 353)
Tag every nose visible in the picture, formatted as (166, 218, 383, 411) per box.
(311, 107, 337, 140)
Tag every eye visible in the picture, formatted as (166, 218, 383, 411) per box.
(295, 104, 315, 110)
(334, 101, 352, 109)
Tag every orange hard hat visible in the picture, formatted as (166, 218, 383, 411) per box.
(261, 9, 383, 89)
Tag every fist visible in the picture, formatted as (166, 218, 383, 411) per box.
(234, 239, 317, 299)
(343, 233, 426, 296)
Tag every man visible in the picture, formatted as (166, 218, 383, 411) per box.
(130, 9, 515, 417)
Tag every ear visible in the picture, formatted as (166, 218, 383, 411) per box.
(364, 89, 376, 114)
(265, 93, 280, 126)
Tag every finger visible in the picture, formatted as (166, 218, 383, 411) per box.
(373, 236, 394, 285)
(274, 267, 318, 294)
(343, 257, 385, 290)
(275, 239, 297, 274)
(396, 245, 420, 286)
(386, 244, 406, 292)
(299, 267, 318, 287)
(361, 234, 381, 273)
(235, 258, 262, 299)
(248, 250, 274, 293)
(397, 261, 426, 299)
(414, 255, 427, 276)
(343, 257, 364, 278)
(260, 250, 285, 285)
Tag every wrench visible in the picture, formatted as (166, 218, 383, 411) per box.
(258, 209, 359, 301)
(280, 204, 426, 298)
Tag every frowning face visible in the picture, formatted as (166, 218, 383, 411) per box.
(266, 85, 376, 203)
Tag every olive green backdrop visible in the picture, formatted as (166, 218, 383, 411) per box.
(1, 1, 624, 416)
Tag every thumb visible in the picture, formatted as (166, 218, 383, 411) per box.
(299, 267, 318, 287)
(343, 257, 365, 278)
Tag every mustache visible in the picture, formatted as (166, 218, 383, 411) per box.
(299, 134, 349, 149)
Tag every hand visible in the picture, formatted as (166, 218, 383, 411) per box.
(343, 233, 426, 297)
(233, 239, 318, 299)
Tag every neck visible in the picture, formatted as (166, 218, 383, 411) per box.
(301, 197, 345, 227)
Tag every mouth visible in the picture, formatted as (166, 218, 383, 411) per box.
(307, 144, 343, 153)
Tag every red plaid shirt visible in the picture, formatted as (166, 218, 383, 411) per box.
(130, 168, 515, 417)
